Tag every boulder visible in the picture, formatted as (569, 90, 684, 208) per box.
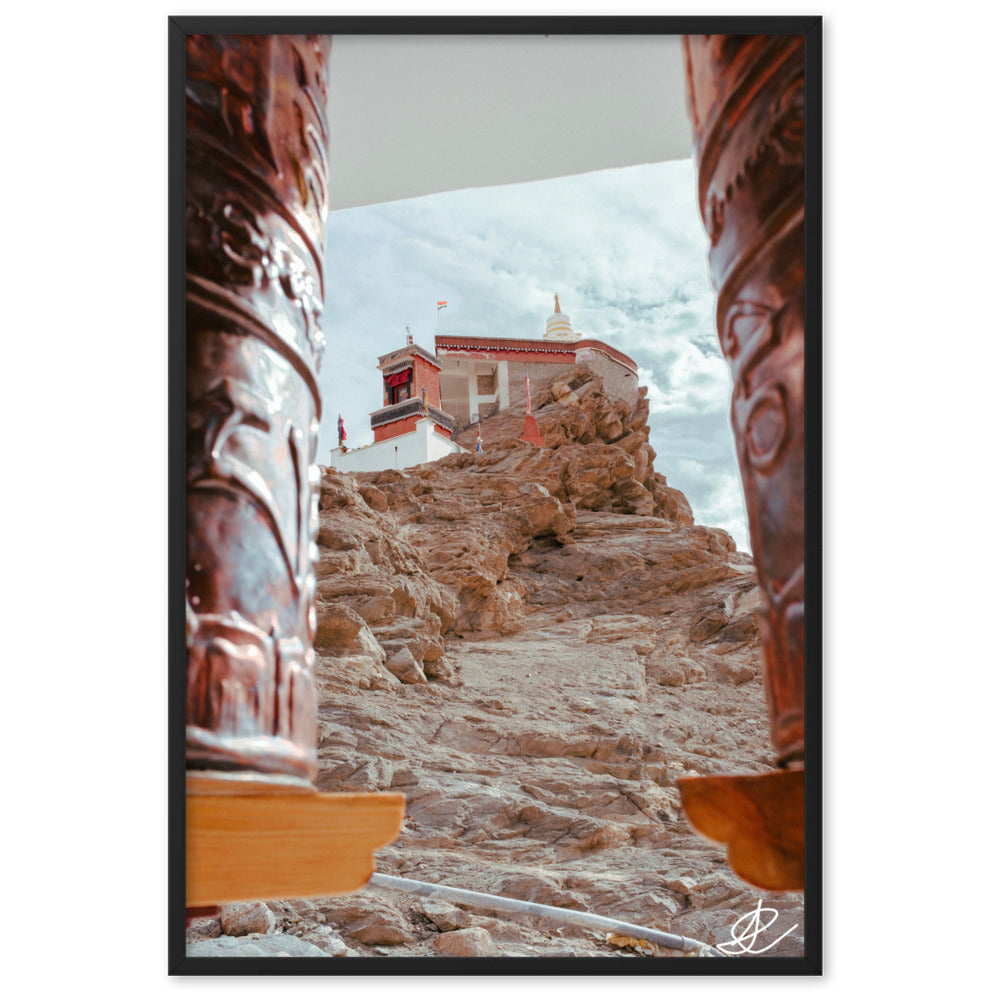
(219, 901, 275, 937)
(433, 926, 498, 957)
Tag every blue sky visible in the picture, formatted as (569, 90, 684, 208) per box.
(319, 158, 749, 552)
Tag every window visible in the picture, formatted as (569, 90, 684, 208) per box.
(384, 368, 412, 405)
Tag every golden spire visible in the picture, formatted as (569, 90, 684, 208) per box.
(554, 294, 561, 313)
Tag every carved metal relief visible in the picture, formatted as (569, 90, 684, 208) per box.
(684, 34, 806, 768)
(185, 35, 330, 782)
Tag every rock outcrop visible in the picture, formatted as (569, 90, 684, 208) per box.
(188, 366, 804, 960)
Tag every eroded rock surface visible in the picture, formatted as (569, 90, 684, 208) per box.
(187, 366, 804, 961)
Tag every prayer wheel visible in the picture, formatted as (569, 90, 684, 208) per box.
(184, 35, 331, 783)
(678, 33, 807, 890)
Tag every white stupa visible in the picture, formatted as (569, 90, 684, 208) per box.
(544, 294, 578, 342)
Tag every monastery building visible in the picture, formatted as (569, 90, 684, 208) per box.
(328, 296, 639, 473)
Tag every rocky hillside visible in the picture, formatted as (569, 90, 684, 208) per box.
(187, 366, 805, 961)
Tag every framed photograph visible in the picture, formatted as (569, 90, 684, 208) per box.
(170, 14, 821, 975)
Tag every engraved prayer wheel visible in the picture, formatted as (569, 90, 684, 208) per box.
(685, 33, 806, 767)
(185, 35, 331, 782)
(677, 34, 807, 890)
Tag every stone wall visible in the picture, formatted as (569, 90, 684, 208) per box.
(502, 354, 639, 416)
(578, 351, 640, 408)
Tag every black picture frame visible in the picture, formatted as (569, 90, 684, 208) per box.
(169, 13, 822, 976)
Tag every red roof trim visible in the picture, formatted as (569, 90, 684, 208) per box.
(377, 344, 442, 371)
(434, 335, 638, 374)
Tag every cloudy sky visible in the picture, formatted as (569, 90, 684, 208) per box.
(318, 157, 750, 553)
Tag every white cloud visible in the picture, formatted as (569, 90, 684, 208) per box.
(319, 158, 751, 552)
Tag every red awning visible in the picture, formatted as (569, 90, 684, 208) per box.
(385, 368, 412, 387)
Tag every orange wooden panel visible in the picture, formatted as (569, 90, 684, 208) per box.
(186, 791, 405, 907)
(677, 770, 804, 891)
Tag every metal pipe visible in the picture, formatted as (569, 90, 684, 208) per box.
(368, 872, 725, 957)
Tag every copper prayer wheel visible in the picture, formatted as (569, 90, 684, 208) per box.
(185, 35, 331, 783)
(678, 34, 807, 889)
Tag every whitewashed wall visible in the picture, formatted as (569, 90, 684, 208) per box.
(327, 419, 464, 474)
